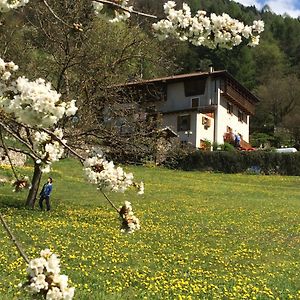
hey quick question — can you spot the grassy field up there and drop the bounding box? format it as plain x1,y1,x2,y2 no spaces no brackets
0,159,300,299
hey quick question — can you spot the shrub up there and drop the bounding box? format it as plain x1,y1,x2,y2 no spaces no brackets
220,142,236,152
164,150,300,175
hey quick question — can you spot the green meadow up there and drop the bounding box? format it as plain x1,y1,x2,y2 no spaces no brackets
0,159,300,299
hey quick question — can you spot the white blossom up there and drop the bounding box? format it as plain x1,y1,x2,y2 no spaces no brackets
94,0,132,23
0,58,74,173
46,287,63,300
24,249,75,300
137,181,144,195
0,57,77,129
1,71,11,81
41,248,52,258
27,257,47,277
152,1,264,49
92,1,104,15
62,287,75,300
252,20,264,33
248,35,260,47
0,0,29,12
83,152,134,193
163,1,176,14
32,129,66,172
45,254,60,275
52,274,69,291
119,201,141,233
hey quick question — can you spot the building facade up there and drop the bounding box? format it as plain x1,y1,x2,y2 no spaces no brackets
120,70,259,149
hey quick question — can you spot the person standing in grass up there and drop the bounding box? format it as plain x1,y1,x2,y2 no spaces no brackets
39,177,53,211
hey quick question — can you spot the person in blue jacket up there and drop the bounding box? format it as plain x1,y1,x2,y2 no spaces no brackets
234,133,241,148
39,177,53,211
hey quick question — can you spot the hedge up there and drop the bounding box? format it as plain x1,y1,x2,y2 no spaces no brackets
164,150,300,176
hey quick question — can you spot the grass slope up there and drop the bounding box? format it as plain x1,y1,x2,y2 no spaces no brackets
0,159,300,299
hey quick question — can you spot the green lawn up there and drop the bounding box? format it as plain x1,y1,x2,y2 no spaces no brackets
0,159,300,299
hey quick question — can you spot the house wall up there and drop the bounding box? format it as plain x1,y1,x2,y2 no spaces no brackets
158,79,217,112
215,95,250,144
157,76,251,147
196,113,215,148
162,112,197,145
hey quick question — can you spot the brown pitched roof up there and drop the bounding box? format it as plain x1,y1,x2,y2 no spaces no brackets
119,70,260,103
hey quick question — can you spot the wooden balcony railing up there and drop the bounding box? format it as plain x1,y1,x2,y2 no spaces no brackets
221,81,256,115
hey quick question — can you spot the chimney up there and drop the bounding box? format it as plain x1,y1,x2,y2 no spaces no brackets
209,64,214,73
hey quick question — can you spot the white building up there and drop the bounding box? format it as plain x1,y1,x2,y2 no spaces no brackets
120,69,259,149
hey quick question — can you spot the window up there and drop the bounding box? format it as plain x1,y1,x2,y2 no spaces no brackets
184,78,206,96
238,110,243,122
238,110,247,123
191,97,199,108
202,116,211,129
177,115,191,131
227,102,233,114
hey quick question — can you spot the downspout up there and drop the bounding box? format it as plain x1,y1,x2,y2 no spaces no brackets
208,66,215,146
214,78,221,145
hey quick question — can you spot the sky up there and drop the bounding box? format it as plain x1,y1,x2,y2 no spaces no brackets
232,0,300,18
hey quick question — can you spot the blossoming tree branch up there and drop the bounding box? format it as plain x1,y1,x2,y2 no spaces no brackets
0,57,143,219
0,0,264,299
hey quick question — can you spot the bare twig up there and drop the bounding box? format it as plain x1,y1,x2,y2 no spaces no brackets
100,190,119,213
42,0,73,28
41,0,158,34
0,213,30,264
93,0,158,19
0,121,39,161
0,145,34,158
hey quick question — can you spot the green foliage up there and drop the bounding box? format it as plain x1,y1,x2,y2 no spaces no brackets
220,142,236,152
212,142,236,152
1,159,300,299
250,132,274,148
165,150,300,175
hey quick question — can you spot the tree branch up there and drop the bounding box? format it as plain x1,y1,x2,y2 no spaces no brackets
93,0,158,19
42,0,73,28
0,213,30,264
41,128,85,162
100,190,119,213
0,145,36,160
0,122,40,161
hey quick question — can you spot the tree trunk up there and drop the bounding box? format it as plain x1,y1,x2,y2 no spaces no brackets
25,163,42,208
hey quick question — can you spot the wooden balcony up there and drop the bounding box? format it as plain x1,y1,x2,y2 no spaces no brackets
221,80,256,115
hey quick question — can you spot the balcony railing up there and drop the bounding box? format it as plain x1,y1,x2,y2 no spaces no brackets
221,81,255,115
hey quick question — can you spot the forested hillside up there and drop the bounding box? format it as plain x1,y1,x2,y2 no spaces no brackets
1,0,300,148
